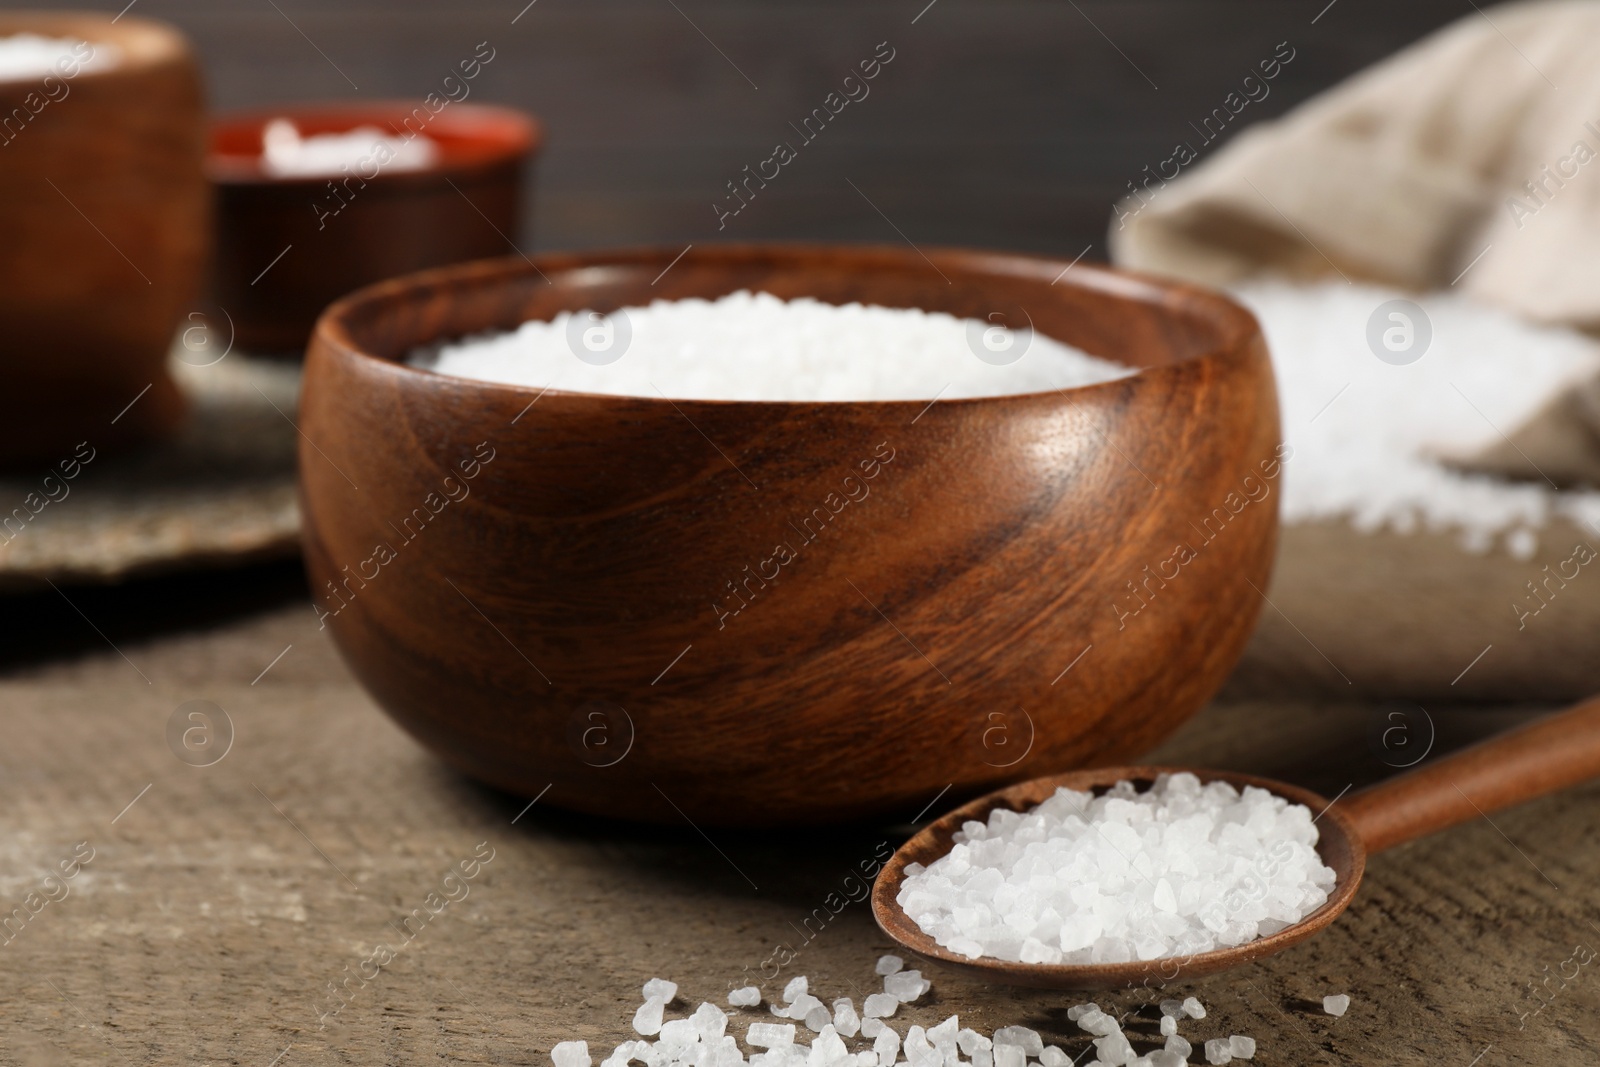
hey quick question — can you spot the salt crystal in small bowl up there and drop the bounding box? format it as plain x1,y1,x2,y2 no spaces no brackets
298,244,1279,825
208,100,540,353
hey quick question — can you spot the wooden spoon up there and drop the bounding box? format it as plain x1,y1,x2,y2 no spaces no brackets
872,695,1600,989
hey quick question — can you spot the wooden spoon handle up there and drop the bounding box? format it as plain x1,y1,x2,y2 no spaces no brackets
1342,695,1600,854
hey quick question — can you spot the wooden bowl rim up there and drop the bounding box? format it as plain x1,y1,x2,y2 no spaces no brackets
870,764,1366,989
206,100,541,184
0,11,192,86
309,242,1267,411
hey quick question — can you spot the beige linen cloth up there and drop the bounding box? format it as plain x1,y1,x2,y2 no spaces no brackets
1111,1,1600,700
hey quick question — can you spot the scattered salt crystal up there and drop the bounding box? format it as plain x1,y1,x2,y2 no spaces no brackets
832,998,861,1038
1323,994,1351,1017
883,970,930,1003
1181,997,1206,1020
811,1024,849,1066
1165,1035,1192,1058
1148,1052,1185,1067
1204,1037,1234,1064
748,1023,796,1049
1159,1015,1177,1037
1158,999,1185,1018
1228,1035,1256,1059
873,1026,901,1067
643,978,679,1002
660,1018,698,1045
1093,1031,1134,1066
633,997,666,1036
552,1040,591,1067
991,1027,1043,1056
905,1026,941,1067
993,1045,1025,1067
413,291,1135,403
804,1006,832,1032
897,775,1335,963
1066,1003,1100,1022
729,987,762,1008
957,1029,993,1056
1076,1010,1118,1038
1040,1046,1069,1067
875,955,904,976
860,1018,885,1039
783,977,809,1003
692,1003,729,1041
862,993,899,1018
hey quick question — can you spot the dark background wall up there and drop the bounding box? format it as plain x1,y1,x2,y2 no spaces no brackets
12,0,1468,259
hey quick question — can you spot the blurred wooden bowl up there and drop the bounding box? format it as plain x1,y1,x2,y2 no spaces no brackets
208,101,539,354
299,244,1280,826
0,12,206,465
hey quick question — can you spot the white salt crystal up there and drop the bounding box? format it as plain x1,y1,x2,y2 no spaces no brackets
413,291,1135,403
832,998,860,1038
957,1030,993,1055
1093,1032,1134,1066
1148,1052,1185,1067
1165,1035,1191,1058
660,1018,699,1045
804,1006,832,1033
1181,997,1206,1020
897,775,1335,964
993,1045,1025,1067
552,1040,591,1067
644,978,679,1002
862,993,899,1018
1066,1003,1100,1022
633,997,666,1036
860,1018,885,1039
1159,1015,1177,1037
1228,1035,1255,1059
875,955,905,976
730,987,762,1008
783,977,809,1003
810,1024,848,1067
260,119,438,178
1040,1046,1069,1067
991,1027,1043,1056
883,970,930,1003
1076,1010,1118,1037
693,1003,729,1040
749,1023,797,1049
1204,1038,1233,1064
873,1027,901,1067
1323,994,1350,1017
1158,999,1185,1018
1234,280,1600,555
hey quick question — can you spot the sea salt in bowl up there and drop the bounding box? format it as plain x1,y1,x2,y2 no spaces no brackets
298,244,1279,825
207,101,540,352
0,13,206,464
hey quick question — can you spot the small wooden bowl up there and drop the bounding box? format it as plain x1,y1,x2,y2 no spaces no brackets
0,12,206,465
299,244,1280,826
208,101,540,353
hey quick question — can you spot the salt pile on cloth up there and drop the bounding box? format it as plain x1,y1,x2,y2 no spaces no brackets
259,118,438,177
411,290,1136,401
0,33,116,80
1236,280,1600,557
896,773,1335,964
550,960,1268,1067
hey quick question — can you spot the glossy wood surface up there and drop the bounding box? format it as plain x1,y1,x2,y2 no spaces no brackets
0,12,206,464
298,244,1280,825
208,101,539,352
873,695,1600,988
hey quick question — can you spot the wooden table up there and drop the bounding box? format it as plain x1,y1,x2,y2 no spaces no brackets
1,578,1594,1066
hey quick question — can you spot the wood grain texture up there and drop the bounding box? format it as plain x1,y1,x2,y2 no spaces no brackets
297,244,1280,825
208,101,539,351
0,12,207,464
0,597,1593,1066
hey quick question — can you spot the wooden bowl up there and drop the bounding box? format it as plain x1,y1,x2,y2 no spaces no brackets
299,244,1280,826
0,12,206,465
208,101,540,353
